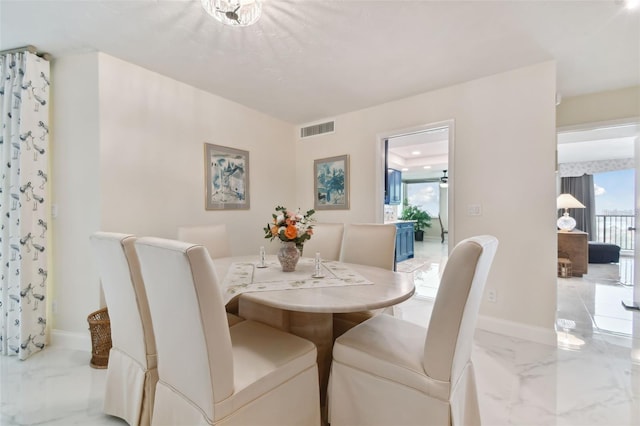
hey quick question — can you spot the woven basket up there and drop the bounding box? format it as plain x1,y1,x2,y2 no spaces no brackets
87,307,112,369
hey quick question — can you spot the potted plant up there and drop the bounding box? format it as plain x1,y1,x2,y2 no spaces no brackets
400,201,432,241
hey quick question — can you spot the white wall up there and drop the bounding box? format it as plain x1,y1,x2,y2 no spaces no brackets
296,62,559,343
557,85,640,128
51,54,558,343
97,54,295,253
51,53,295,336
51,53,101,335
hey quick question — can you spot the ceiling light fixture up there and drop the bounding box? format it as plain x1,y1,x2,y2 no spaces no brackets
617,0,639,10
411,151,421,155
423,165,431,169
201,0,262,27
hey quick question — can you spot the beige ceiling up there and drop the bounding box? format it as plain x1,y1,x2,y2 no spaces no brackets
387,128,449,180
1,1,638,125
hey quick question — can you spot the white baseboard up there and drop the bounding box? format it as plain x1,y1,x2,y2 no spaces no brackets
52,318,557,350
51,329,91,352
476,314,557,346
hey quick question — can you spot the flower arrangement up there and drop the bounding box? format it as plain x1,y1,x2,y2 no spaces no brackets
263,205,315,250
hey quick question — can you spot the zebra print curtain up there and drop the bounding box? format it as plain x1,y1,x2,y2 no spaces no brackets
0,51,50,360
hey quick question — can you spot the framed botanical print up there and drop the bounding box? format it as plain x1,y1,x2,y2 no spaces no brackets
314,154,350,210
204,143,250,210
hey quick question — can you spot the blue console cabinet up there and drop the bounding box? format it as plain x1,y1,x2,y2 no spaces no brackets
394,222,415,263
385,169,402,205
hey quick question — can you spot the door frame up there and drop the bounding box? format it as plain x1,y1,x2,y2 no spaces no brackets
375,119,455,250
557,118,639,342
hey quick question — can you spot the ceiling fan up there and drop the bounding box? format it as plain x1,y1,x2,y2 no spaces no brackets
217,4,242,24
201,0,263,27
440,170,449,188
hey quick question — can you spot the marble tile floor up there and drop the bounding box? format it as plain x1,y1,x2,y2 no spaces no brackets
2,246,640,425
396,242,640,425
403,239,448,299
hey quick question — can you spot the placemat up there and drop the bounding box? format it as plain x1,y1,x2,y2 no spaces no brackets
222,258,372,304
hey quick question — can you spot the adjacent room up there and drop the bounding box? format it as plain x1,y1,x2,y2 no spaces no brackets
1,1,639,425
556,123,638,340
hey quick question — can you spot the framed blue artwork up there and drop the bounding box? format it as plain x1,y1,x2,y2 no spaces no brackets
314,154,350,210
204,143,250,210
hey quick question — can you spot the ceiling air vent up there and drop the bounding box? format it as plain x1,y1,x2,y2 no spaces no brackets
300,120,335,139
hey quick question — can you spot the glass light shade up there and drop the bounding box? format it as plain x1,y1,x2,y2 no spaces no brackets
201,0,262,27
557,212,577,231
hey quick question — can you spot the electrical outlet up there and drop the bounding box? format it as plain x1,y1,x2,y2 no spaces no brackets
487,289,497,303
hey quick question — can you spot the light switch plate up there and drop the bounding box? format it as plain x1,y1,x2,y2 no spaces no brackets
467,204,482,216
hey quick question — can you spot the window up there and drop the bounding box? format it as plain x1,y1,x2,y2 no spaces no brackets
593,168,635,250
405,181,440,218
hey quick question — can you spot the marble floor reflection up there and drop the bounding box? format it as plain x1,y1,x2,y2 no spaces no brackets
396,241,640,425
2,247,640,425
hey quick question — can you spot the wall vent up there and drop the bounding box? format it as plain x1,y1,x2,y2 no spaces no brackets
300,120,335,139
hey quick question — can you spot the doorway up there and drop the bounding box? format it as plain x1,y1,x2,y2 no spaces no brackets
377,121,454,298
556,121,638,338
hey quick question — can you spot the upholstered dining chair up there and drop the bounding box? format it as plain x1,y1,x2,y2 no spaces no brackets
333,223,397,338
339,223,396,270
177,224,242,319
301,222,344,261
439,213,449,243
177,224,231,259
134,237,321,426
89,232,158,426
328,235,498,426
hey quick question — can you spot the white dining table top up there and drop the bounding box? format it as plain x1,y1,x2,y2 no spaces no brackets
213,255,415,314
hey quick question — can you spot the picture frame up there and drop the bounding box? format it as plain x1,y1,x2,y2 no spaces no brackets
314,154,350,210
204,143,250,210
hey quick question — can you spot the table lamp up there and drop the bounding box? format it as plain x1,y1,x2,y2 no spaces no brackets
557,193,585,231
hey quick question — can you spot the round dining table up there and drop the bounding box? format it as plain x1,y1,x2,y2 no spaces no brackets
213,255,415,412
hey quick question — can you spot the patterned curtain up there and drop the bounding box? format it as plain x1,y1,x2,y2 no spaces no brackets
0,52,50,360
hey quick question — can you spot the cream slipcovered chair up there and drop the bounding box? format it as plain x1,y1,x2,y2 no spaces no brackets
333,223,397,338
301,222,344,261
328,235,498,426
177,224,231,259
177,224,241,323
134,237,321,426
89,232,158,426
439,213,449,243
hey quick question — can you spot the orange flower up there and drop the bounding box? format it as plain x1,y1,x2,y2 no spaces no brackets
284,224,298,240
271,225,279,236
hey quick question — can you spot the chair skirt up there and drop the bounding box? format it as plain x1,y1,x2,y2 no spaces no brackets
104,348,158,426
151,366,319,425
329,360,480,426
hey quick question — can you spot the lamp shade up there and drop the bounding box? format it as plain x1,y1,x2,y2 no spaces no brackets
556,193,585,231
557,194,585,210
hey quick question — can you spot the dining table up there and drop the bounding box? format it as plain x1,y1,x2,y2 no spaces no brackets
213,255,416,412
